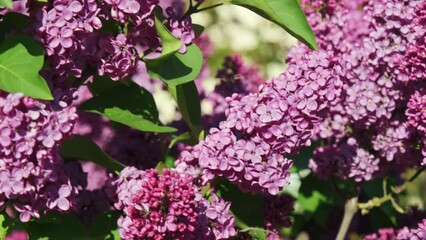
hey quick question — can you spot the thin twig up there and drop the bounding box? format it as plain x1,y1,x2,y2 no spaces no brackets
336,196,358,240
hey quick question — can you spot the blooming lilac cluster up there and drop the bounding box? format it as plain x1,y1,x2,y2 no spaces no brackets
97,34,139,80
177,49,345,195
34,0,102,78
0,91,78,221
31,0,195,80
114,167,235,240
400,1,425,80
303,0,426,181
364,219,426,240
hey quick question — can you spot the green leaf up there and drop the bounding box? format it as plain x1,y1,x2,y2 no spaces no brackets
298,174,343,220
0,0,12,8
192,24,205,38
0,214,10,239
61,135,126,173
28,214,89,240
227,0,318,50
0,13,29,42
87,75,124,96
80,81,177,133
155,161,166,174
0,35,53,100
168,81,202,138
164,155,176,168
216,180,264,227
168,132,199,150
89,212,120,240
152,14,182,60
146,44,203,85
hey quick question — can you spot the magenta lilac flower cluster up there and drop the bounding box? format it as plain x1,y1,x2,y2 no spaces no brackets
305,0,426,182
0,91,78,221
114,167,235,240
176,49,345,195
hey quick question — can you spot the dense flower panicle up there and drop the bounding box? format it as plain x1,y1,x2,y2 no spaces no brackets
34,0,102,78
406,91,426,134
177,128,292,195
363,0,423,83
344,80,397,126
33,0,195,80
224,50,344,154
263,194,294,240
97,34,139,80
309,138,379,182
114,167,235,240
400,1,425,80
177,50,345,195
0,92,78,221
303,0,426,182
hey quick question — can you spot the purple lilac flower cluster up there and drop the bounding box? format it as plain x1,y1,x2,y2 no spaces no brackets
0,91,78,222
34,0,102,78
305,0,426,182
364,218,426,239
400,1,425,81
176,49,345,195
31,0,195,80
114,167,235,240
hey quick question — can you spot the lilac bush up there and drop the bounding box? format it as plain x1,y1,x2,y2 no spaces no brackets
0,0,425,239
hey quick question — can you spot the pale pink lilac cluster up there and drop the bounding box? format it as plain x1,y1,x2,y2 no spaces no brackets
114,167,235,240
305,0,426,182
176,49,345,195
0,91,78,222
